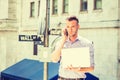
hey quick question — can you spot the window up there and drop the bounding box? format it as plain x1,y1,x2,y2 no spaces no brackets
38,0,40,16
80,0,88,11
30,2,35,17
63,0,69,13
52,0,58,15
94,0,102,10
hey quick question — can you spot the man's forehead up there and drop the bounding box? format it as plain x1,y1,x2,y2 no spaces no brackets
66,20,78,25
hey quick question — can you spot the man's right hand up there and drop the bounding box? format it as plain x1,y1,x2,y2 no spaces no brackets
61,28,68,42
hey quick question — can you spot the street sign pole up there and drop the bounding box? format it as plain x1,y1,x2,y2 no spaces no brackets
44,0,50,80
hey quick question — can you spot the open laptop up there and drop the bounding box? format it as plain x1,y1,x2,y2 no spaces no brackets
61,47,90,68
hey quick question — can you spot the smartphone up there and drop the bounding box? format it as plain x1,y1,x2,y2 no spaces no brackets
65,29,68,36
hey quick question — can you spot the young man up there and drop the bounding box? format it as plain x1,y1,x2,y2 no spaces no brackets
51,16,94,80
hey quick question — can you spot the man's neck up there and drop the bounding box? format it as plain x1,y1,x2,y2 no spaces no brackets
69,35,78,42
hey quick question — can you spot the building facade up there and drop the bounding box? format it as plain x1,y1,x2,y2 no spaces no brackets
0,0,120,80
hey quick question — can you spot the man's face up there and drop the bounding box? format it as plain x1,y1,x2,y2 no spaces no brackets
66,20,79,37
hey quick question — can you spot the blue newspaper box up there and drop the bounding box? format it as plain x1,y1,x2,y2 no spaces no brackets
1,59,59,80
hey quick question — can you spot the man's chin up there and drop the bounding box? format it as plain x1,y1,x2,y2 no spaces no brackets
69,34,76,37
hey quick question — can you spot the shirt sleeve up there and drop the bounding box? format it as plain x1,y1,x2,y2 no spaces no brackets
89,42,95,67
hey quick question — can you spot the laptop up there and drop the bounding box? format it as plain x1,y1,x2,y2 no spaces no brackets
61,47,90,68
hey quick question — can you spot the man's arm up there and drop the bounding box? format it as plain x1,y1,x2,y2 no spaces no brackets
51,39,65,62
79,67,94,72
51,28,68,62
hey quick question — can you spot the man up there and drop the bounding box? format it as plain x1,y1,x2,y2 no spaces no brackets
51,16,94,80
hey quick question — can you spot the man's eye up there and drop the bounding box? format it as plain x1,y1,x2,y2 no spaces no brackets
72,26,75,28
67,26,69,28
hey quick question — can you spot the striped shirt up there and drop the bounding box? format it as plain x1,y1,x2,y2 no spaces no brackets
58,36,94,78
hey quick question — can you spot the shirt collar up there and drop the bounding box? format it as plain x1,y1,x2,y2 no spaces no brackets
66,35,80,42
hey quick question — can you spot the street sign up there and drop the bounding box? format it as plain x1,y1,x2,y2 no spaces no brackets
19,35,43,55
19,35,41,41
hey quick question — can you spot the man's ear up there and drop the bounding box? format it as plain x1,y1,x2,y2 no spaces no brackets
78,24,80,29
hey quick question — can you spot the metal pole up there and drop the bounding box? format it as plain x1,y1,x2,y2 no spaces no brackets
44,0,50,80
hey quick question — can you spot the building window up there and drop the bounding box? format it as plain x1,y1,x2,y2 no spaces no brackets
94,0,102,10
30,2,35,17
52,0,58,15
80,0,88,11
63,0,69,13
38,0,40,16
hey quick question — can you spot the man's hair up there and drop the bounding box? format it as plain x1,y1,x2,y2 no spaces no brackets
66,16,79,23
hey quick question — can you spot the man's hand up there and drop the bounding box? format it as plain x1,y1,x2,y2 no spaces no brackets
65,65,94,73
61,28,68,42
65,65,81,72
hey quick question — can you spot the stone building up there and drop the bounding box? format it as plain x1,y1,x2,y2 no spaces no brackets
0,0,120,80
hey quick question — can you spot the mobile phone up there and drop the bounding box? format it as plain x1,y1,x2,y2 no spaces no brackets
65,29,68,36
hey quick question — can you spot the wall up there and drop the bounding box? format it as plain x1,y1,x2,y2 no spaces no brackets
0,31,40,71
